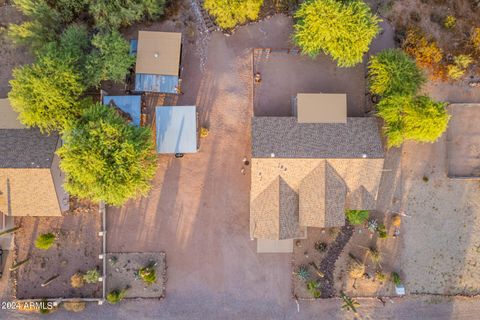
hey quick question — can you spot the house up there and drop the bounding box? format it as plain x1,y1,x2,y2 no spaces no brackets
0,99,69,223
250,94,384,251
133,31,182,94
155,106,198,154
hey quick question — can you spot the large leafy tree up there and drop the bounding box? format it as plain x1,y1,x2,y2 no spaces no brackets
376,95,450,148
57,103,157,206
89,0,166,30
368,49,425,96
293,0,381,67
8,50,85,133
85,31,135,87
204,0,264,29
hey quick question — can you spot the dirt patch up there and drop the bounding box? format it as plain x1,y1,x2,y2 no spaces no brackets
447,104,480,177
13,200,102,299
253,49,367,117
106,252,166,299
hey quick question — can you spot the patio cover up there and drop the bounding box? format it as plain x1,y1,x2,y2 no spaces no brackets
297,93,347,123
136,31,181,76
155,106,197,154
103,95,142,126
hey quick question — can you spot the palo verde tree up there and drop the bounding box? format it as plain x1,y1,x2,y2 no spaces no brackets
376,95,450,148
85,30,135,87
204,0,264,29
57,102,157,206
293,0,381,67
89,0,166,30
368,49,426,96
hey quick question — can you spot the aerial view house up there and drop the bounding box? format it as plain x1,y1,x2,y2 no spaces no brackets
250,94,385,251
132,31,182,94
0,99,69,224
155,106,198,155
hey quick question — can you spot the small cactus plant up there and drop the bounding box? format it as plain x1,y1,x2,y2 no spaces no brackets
295,264,310,281
367,218,378,232
314,241,327,253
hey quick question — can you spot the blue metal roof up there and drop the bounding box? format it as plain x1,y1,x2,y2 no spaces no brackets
130,39,138,56
156,106,197,154
103,95,142,126
135,74,178,93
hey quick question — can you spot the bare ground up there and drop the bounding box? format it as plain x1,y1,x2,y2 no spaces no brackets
14,201,102,299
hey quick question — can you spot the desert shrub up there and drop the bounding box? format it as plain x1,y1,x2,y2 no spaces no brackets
391,272,402,286
368,49,425,96
58,102,157,205
70,272,85,288
62,301,86,312
8,49,86,133
89,0,166,30
106,288,127,304
84,30,135,87
376,95,450,148
348,259,365,279
346,210,369,225
314,241,327,253
306,280,321,298
376,224,387,238
139,265,157,284
295,265,310,281
403,28,443,71
39,300,52,314
341,292,360,313
83,269,100,283
447,54,473,80
375,271,387,282
443,15,456,29
391,214,402,227
204,0,264,29
35,233,55,250
472,27,480,53
293,0,381,67
367,247,382,265
200,127,209,138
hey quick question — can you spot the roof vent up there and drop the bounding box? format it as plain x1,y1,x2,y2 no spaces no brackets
270,153,275,158
362,154,367,158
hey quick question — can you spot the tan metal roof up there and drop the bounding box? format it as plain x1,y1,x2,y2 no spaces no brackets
0,99,25,129
0,169,62,216
297,93,347,123
135,31,181,76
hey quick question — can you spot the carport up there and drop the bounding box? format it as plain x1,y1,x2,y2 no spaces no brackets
155,106,198,154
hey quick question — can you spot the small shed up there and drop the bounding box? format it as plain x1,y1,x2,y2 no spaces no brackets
155,106,197,154
103,95,142,126
134,31,182,93
296,93,347,124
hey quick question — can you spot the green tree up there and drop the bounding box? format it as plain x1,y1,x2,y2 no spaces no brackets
35,233,56,250
58,103,157,206
85,31,135,87
8,0,87,51
204,0,264,29
368,49,425,96
89,0,166,30
8,52,85,133
293,0,381,67
376,95,450,148
346,210,369,225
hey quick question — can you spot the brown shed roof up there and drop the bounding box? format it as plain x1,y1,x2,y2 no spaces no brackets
135,31,181,76
297,93,347,124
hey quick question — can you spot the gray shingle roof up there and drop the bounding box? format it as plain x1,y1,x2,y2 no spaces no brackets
252,117,384,159
0,129,59,168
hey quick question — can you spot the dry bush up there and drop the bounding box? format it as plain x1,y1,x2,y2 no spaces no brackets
471,27,480,53
348,259,366,279
62,301,86,312
392,214,402,227
403,28,445,79
70,272,85,288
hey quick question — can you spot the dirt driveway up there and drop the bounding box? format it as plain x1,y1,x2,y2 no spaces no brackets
107,15,296,312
